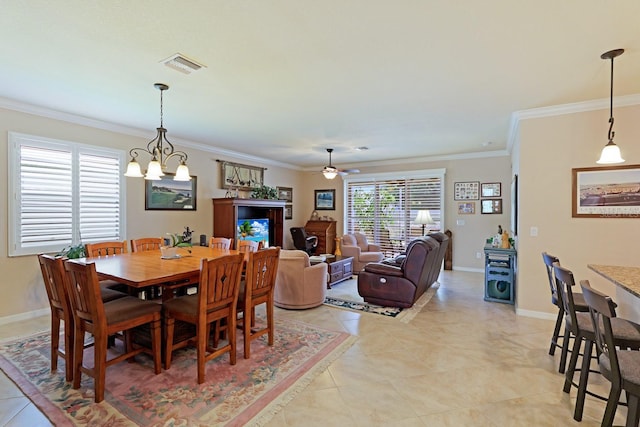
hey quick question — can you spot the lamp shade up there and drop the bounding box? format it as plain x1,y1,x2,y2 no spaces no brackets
323,168,338,179
414,210,434,225
597,142,625,164
173,162,192,181
124,159,143,177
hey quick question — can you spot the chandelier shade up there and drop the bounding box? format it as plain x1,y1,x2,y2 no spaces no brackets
124,83,191,181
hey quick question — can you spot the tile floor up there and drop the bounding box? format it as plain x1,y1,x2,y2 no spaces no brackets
0,271,628,426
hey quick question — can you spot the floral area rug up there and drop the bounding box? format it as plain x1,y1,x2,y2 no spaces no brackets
0,318,355,426
324,277,439,323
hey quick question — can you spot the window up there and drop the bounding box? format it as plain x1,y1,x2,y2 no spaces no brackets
344,169,445,256
8,133,125,256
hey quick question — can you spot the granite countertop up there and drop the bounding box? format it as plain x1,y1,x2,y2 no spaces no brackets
588,264,640,298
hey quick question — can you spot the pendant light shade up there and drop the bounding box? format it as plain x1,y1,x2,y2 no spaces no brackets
596,49,625,164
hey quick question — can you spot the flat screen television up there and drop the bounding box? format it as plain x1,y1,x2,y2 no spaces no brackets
237,218,269,246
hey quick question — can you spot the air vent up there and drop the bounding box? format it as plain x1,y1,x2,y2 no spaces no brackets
161,53,206,75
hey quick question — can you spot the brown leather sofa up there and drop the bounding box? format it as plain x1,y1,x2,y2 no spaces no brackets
357,235,446,308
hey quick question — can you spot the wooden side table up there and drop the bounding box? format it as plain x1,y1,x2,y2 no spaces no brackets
311,255,354,288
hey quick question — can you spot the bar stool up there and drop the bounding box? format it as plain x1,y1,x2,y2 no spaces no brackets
541,252,589,373
554,264,640,421
581,280,640,427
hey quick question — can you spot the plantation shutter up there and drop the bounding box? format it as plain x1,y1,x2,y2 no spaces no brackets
345,173,443,256
9,133,124,256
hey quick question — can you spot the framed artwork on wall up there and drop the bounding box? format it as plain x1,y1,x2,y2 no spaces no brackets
454,181,479,200
285,204,293,220
314,189,335,210
481,182,501,197
277,186,293,202
572,164,640,218
145,174,197,211
457,202,475,214
220,161,264,191
481,199,502,214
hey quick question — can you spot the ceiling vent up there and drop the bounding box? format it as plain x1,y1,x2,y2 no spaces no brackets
161,53,206,75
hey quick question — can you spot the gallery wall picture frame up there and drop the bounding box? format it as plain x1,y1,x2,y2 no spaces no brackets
285,204,293,220
219,160,264,191
572,164,640,218
277,186,293,202
145,174,197,211
454,181,479,200
481,182,501,198
481,199,502,214
314,189,335,210
457,202,475,214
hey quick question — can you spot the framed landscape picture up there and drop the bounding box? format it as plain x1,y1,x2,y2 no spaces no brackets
572,164,640,218
145,174,197,210
277,186,293,202
314,189,335,210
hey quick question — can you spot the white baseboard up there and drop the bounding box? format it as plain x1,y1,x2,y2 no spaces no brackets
0,308,49,326
451,266,484,273
515,308,556,321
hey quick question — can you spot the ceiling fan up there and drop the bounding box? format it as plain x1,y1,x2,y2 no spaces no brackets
322,148,360,179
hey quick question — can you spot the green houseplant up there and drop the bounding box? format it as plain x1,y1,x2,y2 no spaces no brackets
56,244,86,259
251,185,278,200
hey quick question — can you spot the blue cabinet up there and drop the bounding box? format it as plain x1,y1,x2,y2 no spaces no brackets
484,245,516,304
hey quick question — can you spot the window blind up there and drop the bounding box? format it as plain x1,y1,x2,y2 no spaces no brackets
345,174,443,256
9,133,124,256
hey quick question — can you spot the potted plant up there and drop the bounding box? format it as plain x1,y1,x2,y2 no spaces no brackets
251,185,278,200
162,232,192,258
56,244,86,259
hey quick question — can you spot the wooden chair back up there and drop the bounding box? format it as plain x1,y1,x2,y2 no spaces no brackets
238,240,259,253
209,237,233,250
542,252,561,306
85,240,128,257
131,237,163,253
38,254,74,381
239,247,280,358
63,259,161,402
163,253,245,383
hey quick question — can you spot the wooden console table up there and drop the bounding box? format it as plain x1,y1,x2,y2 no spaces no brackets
311,255,353,288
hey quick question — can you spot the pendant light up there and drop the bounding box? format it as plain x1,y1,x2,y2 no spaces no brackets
124,83,191,180
596,49,625,164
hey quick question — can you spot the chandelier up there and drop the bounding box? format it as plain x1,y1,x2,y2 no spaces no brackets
124,83,191,181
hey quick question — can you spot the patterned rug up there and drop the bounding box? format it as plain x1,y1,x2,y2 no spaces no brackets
324,277,439,323
0,318,355,426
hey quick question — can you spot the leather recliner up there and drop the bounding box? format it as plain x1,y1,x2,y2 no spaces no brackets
357,236,441,308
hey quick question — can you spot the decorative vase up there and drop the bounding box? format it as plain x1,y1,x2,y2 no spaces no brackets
160,246,178,258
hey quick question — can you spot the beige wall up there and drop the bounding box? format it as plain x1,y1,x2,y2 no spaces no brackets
517,104,640,321
0,107,299,320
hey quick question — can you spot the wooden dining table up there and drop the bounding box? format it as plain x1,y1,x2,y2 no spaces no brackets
79,246,241,301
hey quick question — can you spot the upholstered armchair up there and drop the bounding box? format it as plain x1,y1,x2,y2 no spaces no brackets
358,236,440,308
340,232,384,273
274,250,328,309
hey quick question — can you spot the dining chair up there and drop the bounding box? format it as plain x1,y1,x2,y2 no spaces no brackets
38,254,127,382
63,259,162,403
238,247,280,359
163,253,245,384
554,263,640,421
130,237,163,252
85,240,128,256
541,252,589,373
238,240,259,253
581,280,640,427
209,237,233,250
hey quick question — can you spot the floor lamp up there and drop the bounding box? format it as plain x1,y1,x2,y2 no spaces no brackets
415,210,434,235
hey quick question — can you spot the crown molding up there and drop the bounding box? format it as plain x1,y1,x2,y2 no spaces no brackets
507,93,640,153
0,96,300,171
